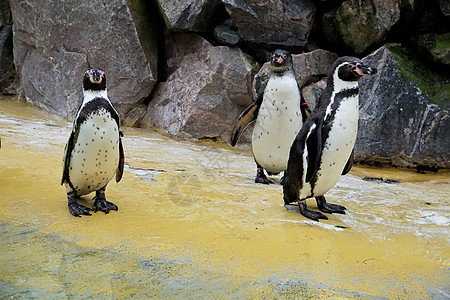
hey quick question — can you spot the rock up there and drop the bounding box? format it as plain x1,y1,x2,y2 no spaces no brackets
357,46,450,169
292,49,338,88
9,0,158,118
301,78,326,111
157,0,223,32
222,0,316,50
438,0,450,16
0,0,15,94
322,0,401,54
253,49,337,102
214,19,240,46
138,33,259,140
416,33,450,65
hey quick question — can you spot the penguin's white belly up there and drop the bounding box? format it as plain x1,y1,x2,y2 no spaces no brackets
68,110,120,195
308,96,359,197
252,74,302,173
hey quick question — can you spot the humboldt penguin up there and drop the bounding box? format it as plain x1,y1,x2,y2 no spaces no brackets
61,68,124,217
283,56,377,221
230,49,309,184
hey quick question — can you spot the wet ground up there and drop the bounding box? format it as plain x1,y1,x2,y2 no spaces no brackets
0,96,449,299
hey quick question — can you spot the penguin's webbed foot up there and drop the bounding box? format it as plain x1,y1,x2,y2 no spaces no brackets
255,174,274,184
68,202,92,217
316,196,346,214
299,202,328,222
93,197,118,214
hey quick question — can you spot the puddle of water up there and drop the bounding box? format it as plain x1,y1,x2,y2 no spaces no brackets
0,97,449,298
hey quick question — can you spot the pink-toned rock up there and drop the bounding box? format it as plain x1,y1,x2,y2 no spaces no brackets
139,33,259,140
9,0,158,118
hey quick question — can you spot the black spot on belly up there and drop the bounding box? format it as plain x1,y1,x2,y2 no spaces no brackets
101,137,103,139
88,185,91,189
290,119,292,122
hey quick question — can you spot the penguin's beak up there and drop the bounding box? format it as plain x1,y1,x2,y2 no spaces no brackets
354,63,377,76
89,69,103,84
274,56,285,64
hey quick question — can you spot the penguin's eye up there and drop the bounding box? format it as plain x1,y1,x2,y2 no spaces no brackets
347,64,353,69
282,54,287,59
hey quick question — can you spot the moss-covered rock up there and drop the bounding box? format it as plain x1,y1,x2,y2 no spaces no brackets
357,45,450,170
416,33,450,65
322,0,401,54
388,44,450,110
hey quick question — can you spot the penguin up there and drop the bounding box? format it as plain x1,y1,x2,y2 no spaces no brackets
61,68,124,217
283,56,377,221
230,49,310,184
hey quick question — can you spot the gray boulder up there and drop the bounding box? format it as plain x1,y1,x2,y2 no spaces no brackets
438,0,450,16
222,0,316,49
322,0,401,54
137,33,260,140
214,19,240,46
0,0,15,94
157,0,222,32
301,78,326,111
357,46,450,169
10,0,158,118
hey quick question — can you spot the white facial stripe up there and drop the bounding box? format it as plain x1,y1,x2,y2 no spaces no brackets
325,62,359,119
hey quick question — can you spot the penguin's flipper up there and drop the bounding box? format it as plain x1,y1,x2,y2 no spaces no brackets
300,98,312,122
61,131,75,185
341,148,354,175
305,119,323,183
116,131,125,182
230,94,263,146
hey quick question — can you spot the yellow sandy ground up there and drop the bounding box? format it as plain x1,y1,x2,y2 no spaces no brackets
0,97,448,298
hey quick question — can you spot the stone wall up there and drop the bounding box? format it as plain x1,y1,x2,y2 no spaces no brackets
2,0,449,169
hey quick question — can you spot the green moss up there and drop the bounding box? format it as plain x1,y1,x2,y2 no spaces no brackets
432,34,450,53
388,45,450,108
